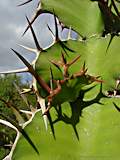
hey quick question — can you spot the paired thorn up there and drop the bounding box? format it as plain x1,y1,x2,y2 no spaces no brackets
50,53,80,78
72,68,87,78
43,56,89,115
23,7,74,54
48,12,75,54
23,1,42,35
53,11,59,42
74,61,87,77
11,49,51,93
111,0,120,17
59,41,75,54
43,80,62,115
68,55,81,66
47,12,59,42
49,60,62,73
89,76,104,83
93,0,120,52
61,53,81,77
25,16,43,52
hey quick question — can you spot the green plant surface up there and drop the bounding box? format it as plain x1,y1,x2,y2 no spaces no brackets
41,0,103,36
34,0,119,91
13,85,120,159
36,36,120,92
4,0,120,159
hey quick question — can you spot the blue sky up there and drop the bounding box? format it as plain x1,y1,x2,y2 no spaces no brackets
0,0,78,82
0,0,54,72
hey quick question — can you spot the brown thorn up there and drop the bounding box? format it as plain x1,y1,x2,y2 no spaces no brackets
61,52,67,64
47,80,61,102
44,80,62,114
72,68,87,78
67,55,81,67
11,49,51,93
90,76,104,83
49,60,60,67
49,60,62,73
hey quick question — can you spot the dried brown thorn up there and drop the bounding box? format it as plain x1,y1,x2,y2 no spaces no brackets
48,80,61,99
67,55,80,67
89,76,104,83
72,68,87,78
43,80,62,115
11,49,51,93
50,53,82,79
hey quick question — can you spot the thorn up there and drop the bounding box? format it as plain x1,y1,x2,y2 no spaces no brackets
111,0,120,17
99,82,103,93
115,79,120,90
60,42,69,56
47,111,56,139
50,66,54,80
0,112,39,154
68,55,80,66
73,68,87,78
67,26,72,40
82,61,86,70
113,102,120,112
17,0,33,7
106,34,115,52
47,24,55,38
17,44,37,53
11,48,34,74
50,67,54,90
42,105,51,116
90,76,104,83
46,80,61,113
25,16,43,51
59,41,75,53
61,52,67,64
21,88,32,94
11,48,51,93
49,60,62,72
13,82,30,107
23,1,42,35
53,11,59,41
